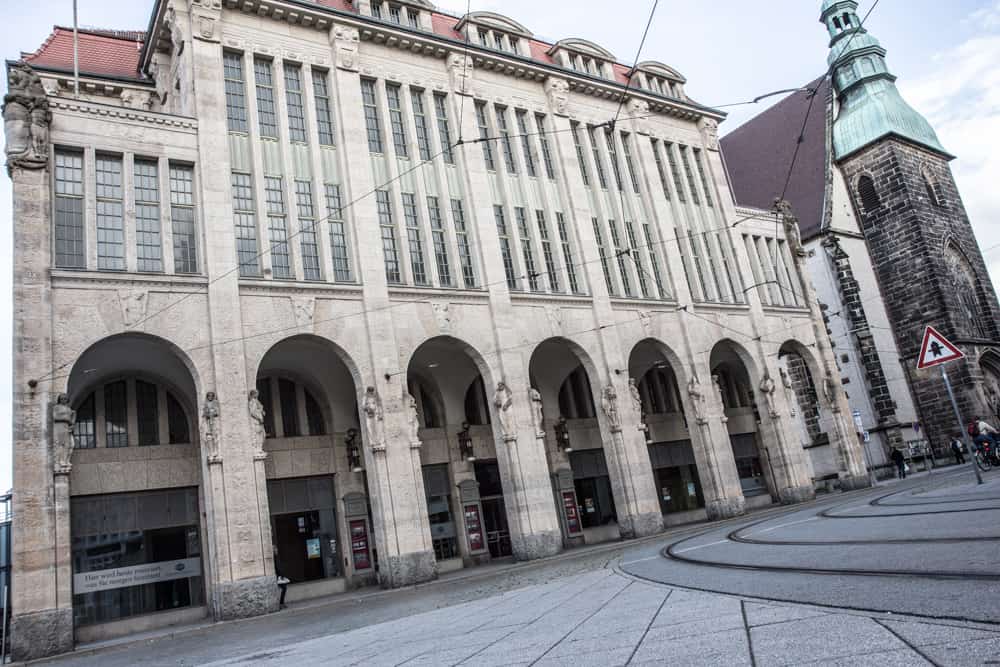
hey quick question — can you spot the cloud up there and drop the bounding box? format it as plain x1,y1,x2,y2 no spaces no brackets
899,9,1000,291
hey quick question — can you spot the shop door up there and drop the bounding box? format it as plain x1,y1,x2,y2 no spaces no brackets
474,461,512,558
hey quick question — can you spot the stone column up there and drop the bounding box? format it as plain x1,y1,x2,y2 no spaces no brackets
754,369,816,504
185,3,278,620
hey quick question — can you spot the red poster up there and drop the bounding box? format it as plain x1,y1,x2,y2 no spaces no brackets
349,519,371,570
562,492,582,535
464,504,485,552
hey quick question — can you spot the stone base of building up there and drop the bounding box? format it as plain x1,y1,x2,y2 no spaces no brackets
838,473,872,491
216,575,280,620
618,511,664,539
379,549,438,588
512,530,562,561
778,484,815,505
705,496,746,521
10,607,74,662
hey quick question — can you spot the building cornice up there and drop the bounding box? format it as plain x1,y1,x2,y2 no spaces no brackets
49,98,198,130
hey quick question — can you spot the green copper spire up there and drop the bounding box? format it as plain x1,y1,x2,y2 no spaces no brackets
820,0,949,160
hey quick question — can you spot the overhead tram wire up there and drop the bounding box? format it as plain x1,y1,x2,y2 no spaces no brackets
610,0,661,126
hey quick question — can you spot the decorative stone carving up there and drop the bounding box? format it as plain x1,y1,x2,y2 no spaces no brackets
447,53,473,96
779,367,797,417
701,119,720,150
332,24,360,72
629,378,648,436
545,306,562,334
529,387,544,438
544,77,569,116
601,383,622,432
774,198,807,258
407,393,421,445
248,389,266,457
202,391,221,463
687,374,707,425
823,374,841,413
119,289,148,328
52,393,75,474
432,301,451,332
712,374,729,424
759,374,779,419
291,296,315,329
3,63,50,172
638,310,652,334
627,98,651,134
190,0,223,42
120,89,151,110
493,381,515,441
363,386,386,452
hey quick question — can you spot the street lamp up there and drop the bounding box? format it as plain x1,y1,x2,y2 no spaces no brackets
555,417,573,453
458,422,476,462
346,428,363,472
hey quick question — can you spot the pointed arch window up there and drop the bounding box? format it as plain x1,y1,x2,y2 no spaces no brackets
857,175,881,214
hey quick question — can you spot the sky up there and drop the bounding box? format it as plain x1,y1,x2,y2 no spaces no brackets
1,0,999,490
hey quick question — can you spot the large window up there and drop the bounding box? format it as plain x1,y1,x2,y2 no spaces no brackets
475,101,495,170
284,63,307,143
495,205,519,290
451,199,476,288
536,211,559,292
257,377,326,438
312,69,335,146
536,114,556,180
295,181,322,281
169,164,198,274
411,88,432,161
264,177,292,279
571,122,590,187
136,380,159,446
96,154,125,271
402,192,427,285
326,184,352,282
427,196,453,287
515,110,537,177
592,218,616,295
278,378,300,437
385,83,409,158
361,79,384,153
232,172,260,276
73,379,192,449
433,93,454,164
253,57,278,138
494,105,517,174
376,190,402,284
556,213,581,294
54,149,85,268
133,159,162,273
515,207,539,291
104,380,128,448
223,51,248,132
74,394,96,449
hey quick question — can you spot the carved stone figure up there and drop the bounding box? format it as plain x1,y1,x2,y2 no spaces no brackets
202,391,221,461
529,387,544,437
779,367,797,417
248,389,266,454
432,301,451,332
407,393,421,444
713,374,730,423
687,374,707,425
774,198,807,258
52,393,76,473
545,77,569,116
759,374,779,418
823,374,841,413
601,384,622,432
291,296,315,329
701,119,719,150
447,53,473,95
332,24,360,72
363,386,386,452
628,378,642,415
494,382,515,440
3,63,50,171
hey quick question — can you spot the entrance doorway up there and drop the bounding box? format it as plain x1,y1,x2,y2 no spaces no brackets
569,449,618,528
474,461,512,558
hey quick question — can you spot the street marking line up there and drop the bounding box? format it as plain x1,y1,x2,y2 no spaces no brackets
674,539,729,554
621,555,661,566
749,517,819,536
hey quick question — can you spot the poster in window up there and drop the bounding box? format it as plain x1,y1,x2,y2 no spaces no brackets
561,492,582,535
306,537,321,560
463,504,485,551
349,519,371,570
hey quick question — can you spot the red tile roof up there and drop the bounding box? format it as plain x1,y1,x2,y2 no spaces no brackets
721,77,830,240
22,26,145,81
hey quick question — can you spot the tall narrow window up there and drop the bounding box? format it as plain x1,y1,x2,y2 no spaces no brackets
284,63,307,143
515,207,539,291
571,122,590,186
134,159,162,272
621,133,641,194
644,224,667,299
478,29,489,46
169,163,197,273
96,154,125,271
402,193,428,285
407,8,420,28
694,149,714,207
433,93,455,164
665,143,686,202
557,213,580,294
254,57,278,138
592,218,616,295
515,110,537,177
495,105,517,174
361,78,384,153
427,196,453,287
451,199,476,288
265,177,292,279
411,89,432,161
509,37,520,54
651,139,672,201
536,114,556,180
136,380,159,446
74,394,96,449
312,69,335,146
388,3,402,24
494,205,519,290
493,32,505,51
857,175,880,213
326,184,352,282
605,129,624,191
607,219,633,296
54,149,85,268
278,379,300,437
296,180,322,281
167,392,190,444
536,210,560,292
372,2,383,19
223,51,248,132
376,190,402,284
475,101,495,170
718,233,740,303
385,83,409,158
587,126,608,189
104,380,128,448
624,220,650,298
232,172,260,276
679,146,701,205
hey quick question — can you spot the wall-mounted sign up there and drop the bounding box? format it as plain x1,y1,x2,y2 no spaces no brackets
464,504,485,552
306,538,321,560
561,492,581,535
73,557,201,595
350,519,371,570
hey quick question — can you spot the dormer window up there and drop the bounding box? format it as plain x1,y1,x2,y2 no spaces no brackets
388,4,402,24
370,1,423,29
478,28,489,46
459,12,533,57
407,8,419,28
632,62,687,101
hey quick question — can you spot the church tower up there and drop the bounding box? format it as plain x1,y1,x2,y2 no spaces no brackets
821,0,1000,451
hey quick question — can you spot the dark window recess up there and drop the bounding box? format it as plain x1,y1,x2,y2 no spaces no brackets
420,387,441,428
104,380,128,448
474,460,505,497
464,376,491,426
305,389,326,436
256,378,276,438
278,378,300,437
74,394,97,449
136,380,159,446
857,175,881,213
166,392,190,444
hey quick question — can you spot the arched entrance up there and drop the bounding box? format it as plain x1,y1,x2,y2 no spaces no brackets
406,336,505,566
64,333,206,640
255,335,369,598
628,339,707,523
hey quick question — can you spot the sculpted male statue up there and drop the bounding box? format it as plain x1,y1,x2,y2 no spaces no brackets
363,386,386,451
529,387,544,437
3,63,50,171
494,382,515,440
52,393,76,473
248,389,266,454
202,391,221,461
687,375,707,425
601,383,622,431
407,393,421,444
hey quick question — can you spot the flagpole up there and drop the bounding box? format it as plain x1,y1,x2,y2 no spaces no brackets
72,0,80,99
941,365,983,485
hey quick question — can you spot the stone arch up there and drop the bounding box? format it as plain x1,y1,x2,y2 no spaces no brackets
632,61,686,83
626,337,688,417
460,11,533,37
549,38,616,61
943,241,991,340
777,340,824,448
405,335,497,428
856,173,881,213
921,164,945,207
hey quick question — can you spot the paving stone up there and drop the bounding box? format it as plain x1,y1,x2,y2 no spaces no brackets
804,648,930,666
751,614,906,666
630,627,752,666
534,645,635,667
879,619,1000,647
743,601,831,627
546,629,647,656
643,612,746,642
921,636,1000,665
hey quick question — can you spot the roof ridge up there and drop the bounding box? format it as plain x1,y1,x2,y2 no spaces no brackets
724,75,827,138
21,26,60,62
52,25,146,42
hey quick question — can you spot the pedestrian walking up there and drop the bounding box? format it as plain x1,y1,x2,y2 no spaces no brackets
950,435,966,465
890,446,906,479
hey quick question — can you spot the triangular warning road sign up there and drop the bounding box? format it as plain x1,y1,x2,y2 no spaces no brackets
916,326,965,369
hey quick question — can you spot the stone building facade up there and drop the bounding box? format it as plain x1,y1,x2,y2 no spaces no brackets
5,0,866,659
723,0,1000,467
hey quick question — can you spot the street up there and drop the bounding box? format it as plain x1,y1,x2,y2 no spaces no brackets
29,468,1000,666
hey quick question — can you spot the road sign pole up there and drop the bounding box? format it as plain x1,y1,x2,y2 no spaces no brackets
941,365,983,485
